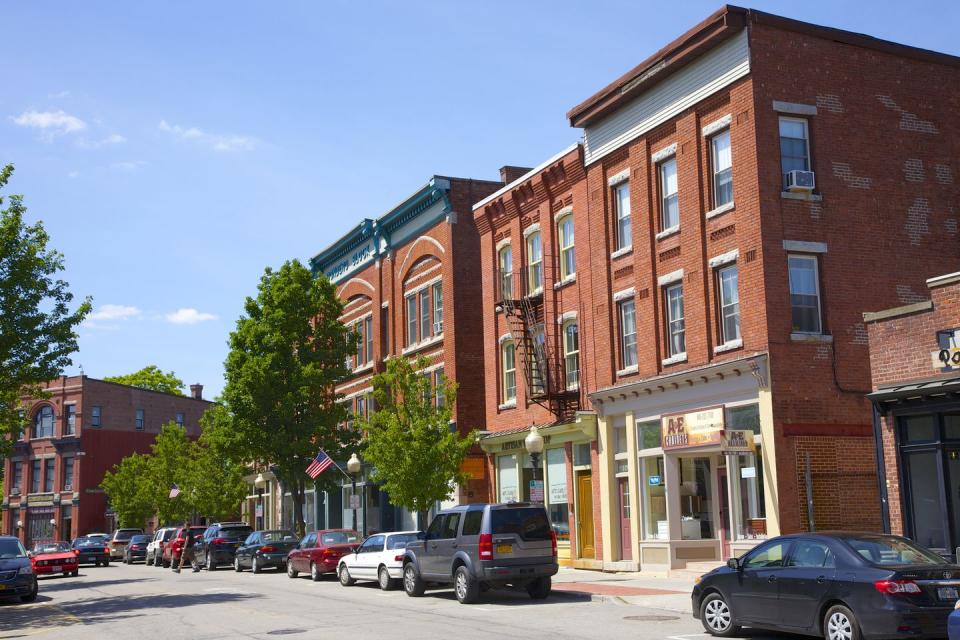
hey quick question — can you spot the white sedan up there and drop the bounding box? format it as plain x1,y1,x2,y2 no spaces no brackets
337,530,420,590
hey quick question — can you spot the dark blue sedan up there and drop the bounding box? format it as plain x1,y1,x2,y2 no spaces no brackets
0,536,38,603
948,601,960,640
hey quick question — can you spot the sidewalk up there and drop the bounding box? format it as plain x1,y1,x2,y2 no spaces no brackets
551,567,696,612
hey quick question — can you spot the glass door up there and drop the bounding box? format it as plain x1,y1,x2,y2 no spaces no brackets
903,450,947,551
946,448,960,555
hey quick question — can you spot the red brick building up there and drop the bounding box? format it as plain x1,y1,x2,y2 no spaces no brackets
2,376,210,546
866,272,960,557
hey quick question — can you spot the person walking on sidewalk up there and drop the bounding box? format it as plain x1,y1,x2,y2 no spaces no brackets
174,528,200,574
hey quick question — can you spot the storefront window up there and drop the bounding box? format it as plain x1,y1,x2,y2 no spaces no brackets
545,448,569,543
901,414,938,443
726,404,760,434
679,457,713,540
736,448,766,539
637,420,661,450
497,455,518,502
641,456,666,539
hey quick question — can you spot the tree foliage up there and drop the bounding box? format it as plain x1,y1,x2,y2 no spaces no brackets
0,164,90,473
104,365,185,396
99,453,154,528
360,355,475,520
217,260,356,536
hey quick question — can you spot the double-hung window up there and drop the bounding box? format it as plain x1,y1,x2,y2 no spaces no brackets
419,288,431,342
530,324,546,395
779,117,810,189
665,283,686,357
717,265,741,344
614,183,631,250
434,367,446,408
498,246,513,300
354,320,364,366
526,231,543,294
659,157,679,230
44,459,54,493
34,406,54,438
788,255,822,333
711,130,733,207
135,408,145,431
406,295,417,346
65,404,76,436
502,340,517,403
12,461,22,491
619,299,637,369
557,214,575,279
563,322,580,389
175,412,185,428
31,460,41,493
63,457,75,491
91,406,101,428
432,283,443,334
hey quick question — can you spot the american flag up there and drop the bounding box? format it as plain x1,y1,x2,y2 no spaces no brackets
305,450,334,479
169,483,181,499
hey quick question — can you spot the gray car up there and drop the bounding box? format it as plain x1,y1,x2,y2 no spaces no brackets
402,502,558,604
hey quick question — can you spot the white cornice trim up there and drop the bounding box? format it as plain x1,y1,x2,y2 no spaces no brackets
658,269,684,286
708,249,739,268
607,169,630,187
783,240,827,254
553,206,574,222
522,223,541,238
613,287,635,302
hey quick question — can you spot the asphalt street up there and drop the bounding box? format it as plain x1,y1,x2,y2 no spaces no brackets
0,563,792,640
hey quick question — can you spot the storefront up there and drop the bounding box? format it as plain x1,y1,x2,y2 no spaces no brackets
591,354,778,571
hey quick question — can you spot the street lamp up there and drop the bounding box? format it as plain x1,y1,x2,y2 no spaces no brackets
347,453,362,534
254,472,267,530
525,425,545,503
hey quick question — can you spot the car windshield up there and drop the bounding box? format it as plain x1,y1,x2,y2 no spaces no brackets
33,542,71,554
845,536,946,566
130,535,150,544
114,530,140,541
0,539,27,559
387,533,418,550
491,508,552,541
87,534,109,541
261,531,297,543
320,531,359,545
74,538,103,548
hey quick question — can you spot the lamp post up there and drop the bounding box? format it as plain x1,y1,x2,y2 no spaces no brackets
254,472,267,530
347,453,362,534
525,425,545,503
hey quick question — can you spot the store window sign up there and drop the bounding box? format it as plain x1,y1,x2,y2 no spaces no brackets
721,429,756,454
661,407,724,450
648,475,662,486
549,484,567,503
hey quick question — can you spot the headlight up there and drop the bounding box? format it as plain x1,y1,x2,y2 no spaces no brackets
18,565,34,575
955,599,960,611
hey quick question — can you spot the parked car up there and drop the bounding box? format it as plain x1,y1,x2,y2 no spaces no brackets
29,541,79,577
163,526,207,568
402,503,558,604
146,527,178,566
123,534,151,564
0,536,38,603
234,530,298,573
338,530,419,591
287,529,360,581
692,532,960,640
71,536,111,566
195,522,253,571
108,528,143,560
950,600,960,640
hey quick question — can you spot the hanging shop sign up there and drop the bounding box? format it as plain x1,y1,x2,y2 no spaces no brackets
721,429,756,454
661,406,724,450
933,348,960,371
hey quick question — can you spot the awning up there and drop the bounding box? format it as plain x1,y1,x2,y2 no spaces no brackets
868,375,960,404
478,412,597,453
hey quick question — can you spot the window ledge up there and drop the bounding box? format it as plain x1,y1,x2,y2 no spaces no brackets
498,401,517,411
705,201,735,220
616,365,639,377
714,339,743,354
790,332,833,343
525,288,544,299
662,352,688,366
352,363,374,375
655,225,680,241
781,191,822,202
610,246,633,260
566,384,580,392
554,274,576,290
401,333,445,355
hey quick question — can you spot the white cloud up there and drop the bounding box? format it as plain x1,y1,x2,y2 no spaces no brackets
11,109,86,137
67,171,80,179
102,133,127,145
165,308,218,325
49,90,71,99
158,119,257,152
83,304,141,330
111,160,145,171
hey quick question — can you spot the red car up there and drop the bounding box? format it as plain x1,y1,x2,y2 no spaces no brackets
163,526,206,568
287,529,360,581
30,541,79,577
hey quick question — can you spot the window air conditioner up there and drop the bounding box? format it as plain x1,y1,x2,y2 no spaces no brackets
785,170,815,192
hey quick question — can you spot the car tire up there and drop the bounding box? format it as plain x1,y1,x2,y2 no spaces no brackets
94,560,100,567
454,566,480,604
378,566,396,591
526,576,551,600
287,562,298,579
403,563,425,597
103,558,109,567
700,592,740,637
234,556,242,572
20,578,38,603
71,570,79,577
310,562,322,582
824,604,861,640
252,557,261,574
338,563,355,586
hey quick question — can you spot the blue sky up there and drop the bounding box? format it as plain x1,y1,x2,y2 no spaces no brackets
2,1,957,399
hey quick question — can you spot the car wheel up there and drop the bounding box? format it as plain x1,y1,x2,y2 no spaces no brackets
206,552,216,571
378,566,396,591
526,576,551,600
20,578,38,603
252,557,261,574
287,562,298,579
824,604,861,640
71,570,79,577
310,562,322,582
700,592,740,637
234,556,242,572
403,563,425,597
338,563,355,586
454,566,479,604
103,558,110,567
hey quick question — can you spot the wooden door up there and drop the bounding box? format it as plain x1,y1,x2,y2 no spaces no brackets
576,471,595,558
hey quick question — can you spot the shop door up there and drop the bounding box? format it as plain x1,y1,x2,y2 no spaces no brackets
576,471,595,559
903,450,949,552
718,467,731,559
946,448,960,555
27,509,54,548
617,478,632,561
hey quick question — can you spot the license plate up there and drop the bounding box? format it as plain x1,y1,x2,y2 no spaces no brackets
52,566,62,572
938,587,958,600
496,544,513,554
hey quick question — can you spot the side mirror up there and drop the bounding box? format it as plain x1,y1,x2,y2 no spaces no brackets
416,531,425,540
726,557,742,570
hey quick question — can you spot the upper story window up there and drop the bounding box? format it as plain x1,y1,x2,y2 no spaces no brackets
433,367,446,408
135,408,145,431
175,412,185,428
354,395,368,421
91,405,101,428
618,299,637,370
788,254,822,334
43,458,54,493
498,245,513,300
658,157,679,231
65,404,76,436
779,117,810,189
711,130,733,207
665,283,686,357
30,459,41,493
12,461,23,490
406,295,417,346
526,231,543,294
530,324,546,395
352,315,374,367
34,406,54,439
63,457,75,491
717,265,741,344
432,283,443,334
557,214,575,280
501,340,517,404
405,283,444,348
614,183,631,251
419,289,431,342
17,410,24,440
563,321,580,390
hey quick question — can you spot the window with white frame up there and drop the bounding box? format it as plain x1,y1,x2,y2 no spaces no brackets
527,231,543,294
34,406,54,438
406,295,417,346
788,254,822,333
665,283,686,357
365,315,374,363
432,282,443,334
717,265,741,344
63,457,74,491
563,321,579,389
618,299,637,369
91,406,101,428
419,288,430,342
65,404,76,436
502,340,517,403
557,214,575,279
659,157,679,230
434,367,446,408
498,245,513,300
175,412,185,428
711,129,733,207
135,408,145,431
614,183,631,251
405,283,444,347
779,117,810,189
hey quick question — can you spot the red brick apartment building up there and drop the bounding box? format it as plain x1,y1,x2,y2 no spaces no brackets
2,376,210,546
307,174,507,533
474,6,960,571
866,272,960,558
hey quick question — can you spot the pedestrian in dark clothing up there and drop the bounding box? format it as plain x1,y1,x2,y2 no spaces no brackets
174,529,200,573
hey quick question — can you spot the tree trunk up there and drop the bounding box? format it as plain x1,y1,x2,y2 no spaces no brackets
292,478,306,538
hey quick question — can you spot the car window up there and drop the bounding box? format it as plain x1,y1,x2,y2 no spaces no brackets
387,534,418,550
844,536,945,566
490,508,551,541
219,526,252,539
114,530,138,541
744,540,791,569
262,531,296,543
33,542,71,554
320,531,360,545
0,539,27,559
361,535,385,553
787,541,835,568
442,514,461,539
300,533,316,549
462,511,483,536
130,535,150,544
425,516,446,540
243,533,258,545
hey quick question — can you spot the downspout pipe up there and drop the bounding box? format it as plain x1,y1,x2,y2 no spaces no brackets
872,402,891,534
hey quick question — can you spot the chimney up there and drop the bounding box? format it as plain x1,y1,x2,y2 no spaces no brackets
190,384,203,400
499,165,532,185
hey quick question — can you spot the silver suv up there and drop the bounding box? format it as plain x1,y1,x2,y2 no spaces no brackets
402,503,558,604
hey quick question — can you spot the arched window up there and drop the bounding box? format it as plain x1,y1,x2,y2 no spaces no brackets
526,231,543,294
498,245,513,300
563,321,580,389
502,340,517,403
34,406,54,439
557,214,575,280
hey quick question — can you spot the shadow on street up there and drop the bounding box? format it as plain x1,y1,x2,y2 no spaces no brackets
35,577,157,593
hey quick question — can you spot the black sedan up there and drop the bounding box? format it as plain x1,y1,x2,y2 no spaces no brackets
0,536,38,603
234,530,298,573
123,534,151,564
71,536,111,566
692,532,959,640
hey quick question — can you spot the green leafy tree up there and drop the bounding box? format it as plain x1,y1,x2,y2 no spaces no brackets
147,423,195,525
360,355,475,524
0,164,91,475
219,260,356,536
100,453,154,528
190,406,248,522
104,365,185,396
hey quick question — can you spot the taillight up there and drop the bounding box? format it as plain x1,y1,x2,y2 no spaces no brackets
550,530,558,558
212,538,229,545
73,549,80,555
259,546,276,554
479,533,493,560
394,554,405,562
874,579,922,594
